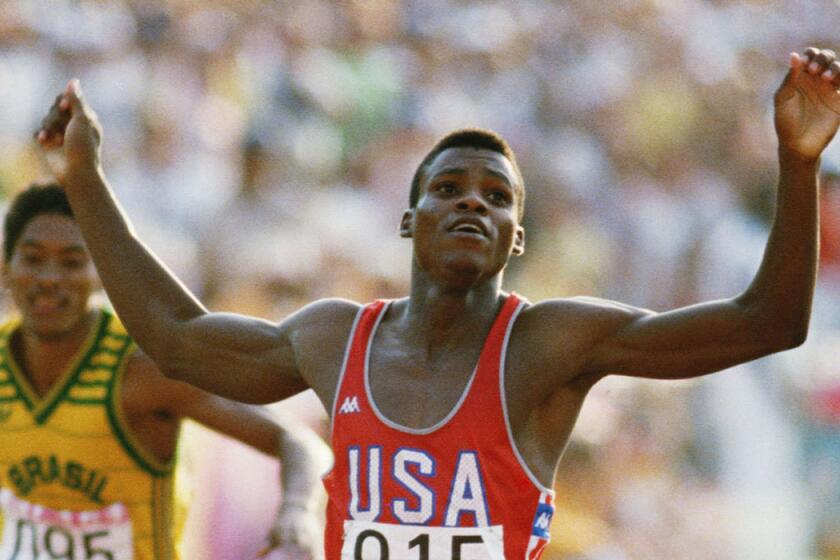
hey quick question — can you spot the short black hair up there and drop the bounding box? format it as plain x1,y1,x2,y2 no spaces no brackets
409,128,525,220
4,183,73,262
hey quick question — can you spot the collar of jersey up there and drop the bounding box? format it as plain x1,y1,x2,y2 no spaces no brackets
3,309,109,424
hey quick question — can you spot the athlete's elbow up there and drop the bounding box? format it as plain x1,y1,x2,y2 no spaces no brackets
739,297,811,353
779,307,812,349
759,317,810,353
782,323,809,350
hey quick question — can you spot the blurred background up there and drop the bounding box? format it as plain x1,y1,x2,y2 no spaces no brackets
2,0,840,558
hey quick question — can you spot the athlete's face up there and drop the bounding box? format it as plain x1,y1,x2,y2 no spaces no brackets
401,147,525,286
3,214,99,340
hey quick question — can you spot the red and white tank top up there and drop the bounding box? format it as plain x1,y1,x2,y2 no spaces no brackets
322,293,555,559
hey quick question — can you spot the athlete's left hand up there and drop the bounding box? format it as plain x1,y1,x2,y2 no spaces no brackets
775,47,840,161
35,79,103,184
258,503,324,560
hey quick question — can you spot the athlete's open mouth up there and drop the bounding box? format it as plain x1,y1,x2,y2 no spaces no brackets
448,218,488,237
29,294,66,314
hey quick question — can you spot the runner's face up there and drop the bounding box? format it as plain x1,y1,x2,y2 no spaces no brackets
3,214,99,339
404,147,524,285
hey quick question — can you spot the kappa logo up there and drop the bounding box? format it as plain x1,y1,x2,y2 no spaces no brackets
531,502,554,539
339,396,361,414
534,512,551,530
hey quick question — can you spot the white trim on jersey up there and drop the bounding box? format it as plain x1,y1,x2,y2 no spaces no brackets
363,300,481,435
329,305,366,432
499,299,557,495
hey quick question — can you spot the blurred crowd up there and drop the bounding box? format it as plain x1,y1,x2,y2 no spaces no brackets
2,0,840,558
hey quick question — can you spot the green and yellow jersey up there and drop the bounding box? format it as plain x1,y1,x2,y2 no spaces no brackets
0,309,180,560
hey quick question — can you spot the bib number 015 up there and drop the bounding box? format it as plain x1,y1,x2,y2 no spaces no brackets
342,521,504,560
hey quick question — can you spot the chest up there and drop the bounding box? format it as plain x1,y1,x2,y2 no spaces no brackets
366,332,488,430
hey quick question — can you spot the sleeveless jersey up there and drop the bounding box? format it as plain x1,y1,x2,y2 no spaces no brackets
323,294,555,560
0,309,180,560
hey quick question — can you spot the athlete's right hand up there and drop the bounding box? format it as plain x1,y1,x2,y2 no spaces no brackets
35,79,102,184
259,501,324,560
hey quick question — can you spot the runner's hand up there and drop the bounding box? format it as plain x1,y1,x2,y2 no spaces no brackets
34,79,103,183
257,502,324,560
775,47,840,160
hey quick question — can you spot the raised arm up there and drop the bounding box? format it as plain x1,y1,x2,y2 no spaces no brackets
34,81,353,404
528,48,839,383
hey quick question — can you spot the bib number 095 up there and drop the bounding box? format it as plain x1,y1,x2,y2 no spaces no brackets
5,520,115,560
342,521,504,560
0,490,133,560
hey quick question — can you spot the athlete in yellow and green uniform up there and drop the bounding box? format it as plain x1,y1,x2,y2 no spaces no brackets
0,184,330,560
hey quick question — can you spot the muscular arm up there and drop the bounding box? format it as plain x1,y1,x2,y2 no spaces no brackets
35,82,357,404
142,299,356,404
530,48,839,384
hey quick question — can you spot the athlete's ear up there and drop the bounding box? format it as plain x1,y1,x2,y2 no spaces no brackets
399,209,414,238
512,226,525,256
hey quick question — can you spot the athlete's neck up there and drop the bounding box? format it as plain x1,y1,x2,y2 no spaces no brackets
402,273,505,346
13,308,99,397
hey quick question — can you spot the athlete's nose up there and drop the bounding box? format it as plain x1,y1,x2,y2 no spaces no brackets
455,191,488,216
34,260,62,286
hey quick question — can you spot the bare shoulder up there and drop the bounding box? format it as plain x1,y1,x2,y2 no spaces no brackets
123,350,163,385
281,298,364,402
120,349,174,415
509,296,652,384
287,297,362,322
282,297,362,345
516,296,651,339
122,349,216,418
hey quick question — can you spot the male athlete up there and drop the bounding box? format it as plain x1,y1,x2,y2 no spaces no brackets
0,184,330,559
35,47,840,558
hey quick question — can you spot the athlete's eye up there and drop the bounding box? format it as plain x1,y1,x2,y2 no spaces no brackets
21,253,42,266
436,182,457,194
62,257,85,270
488,190,511,205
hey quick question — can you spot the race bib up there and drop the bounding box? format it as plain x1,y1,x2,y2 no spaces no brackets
341,520,504,560
0,489,133,560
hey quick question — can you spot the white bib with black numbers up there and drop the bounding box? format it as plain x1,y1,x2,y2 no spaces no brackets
341,520,504,560
0,489,133,560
